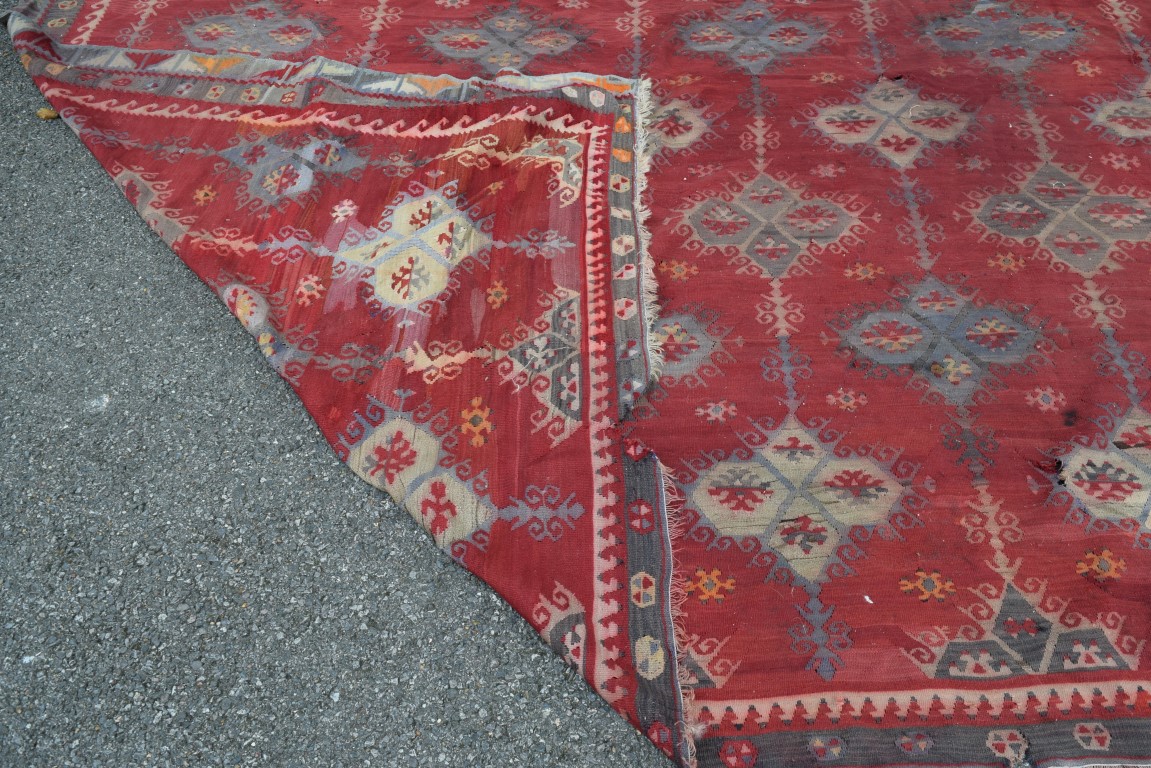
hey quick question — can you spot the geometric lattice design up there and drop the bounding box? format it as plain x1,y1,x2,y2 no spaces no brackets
13,0,1151,764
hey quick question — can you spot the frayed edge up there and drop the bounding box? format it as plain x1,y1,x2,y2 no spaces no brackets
658,458,702,768
630,77,665,385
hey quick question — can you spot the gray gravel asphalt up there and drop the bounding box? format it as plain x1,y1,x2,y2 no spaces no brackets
0,15,665,768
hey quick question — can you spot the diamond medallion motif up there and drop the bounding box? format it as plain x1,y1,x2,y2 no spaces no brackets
322,179,493,315
839,278,1044,405
678,0,825,74
925,2,1079,72
972,163,1151,274
183,1,322,56
681,174,859,278
691,417,903,582
813,79,971,167
419,6,585,73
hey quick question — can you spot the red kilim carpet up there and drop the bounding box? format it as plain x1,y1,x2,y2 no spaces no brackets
9,0,1151,765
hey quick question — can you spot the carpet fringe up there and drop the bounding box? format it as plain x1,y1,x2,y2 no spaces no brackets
631,77,665,386
658,457,701,768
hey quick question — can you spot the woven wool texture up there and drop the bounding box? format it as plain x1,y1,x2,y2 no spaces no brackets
8,0,1151,765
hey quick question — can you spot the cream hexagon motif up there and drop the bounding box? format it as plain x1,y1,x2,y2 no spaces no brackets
1062,446,1151,523
692,460,780,536
348,418,441,499
404,473,493,549
649,97,712,153
634,635,667,680
1094,92,1151,141
1113,408,1151,466
1059,407,1151,528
